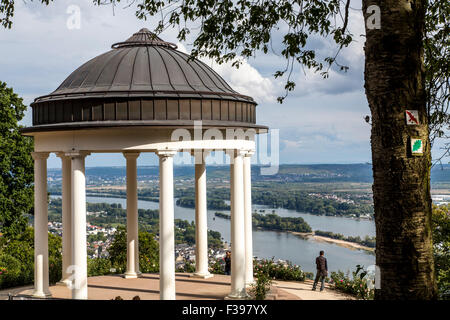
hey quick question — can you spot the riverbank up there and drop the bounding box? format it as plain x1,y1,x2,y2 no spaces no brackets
290,232,375,253
50,194,376,272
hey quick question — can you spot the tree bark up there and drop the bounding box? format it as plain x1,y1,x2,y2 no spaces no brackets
363,0,437,299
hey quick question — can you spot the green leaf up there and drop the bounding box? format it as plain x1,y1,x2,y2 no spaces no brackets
412,139,422,152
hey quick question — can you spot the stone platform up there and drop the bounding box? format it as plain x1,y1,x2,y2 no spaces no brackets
16,273,299,300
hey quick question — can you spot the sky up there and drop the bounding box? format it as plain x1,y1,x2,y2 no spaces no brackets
0,0,447,168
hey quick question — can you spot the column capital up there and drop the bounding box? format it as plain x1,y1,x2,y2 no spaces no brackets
31,152,49,160
123,152,140,160
244,149,255,157
235,149,248,157
55,152,70,159
226,149,246,163
65,151,90,159
156,149,177,158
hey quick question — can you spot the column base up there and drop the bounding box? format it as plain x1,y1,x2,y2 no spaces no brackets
136,271,143,278
32,290,52,299
191,272,213,279
225,292,250,300
56,279,72,287
123,271,138,279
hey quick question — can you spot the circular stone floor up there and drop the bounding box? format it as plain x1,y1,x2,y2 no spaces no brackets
15,273,299,300
1,274,357,300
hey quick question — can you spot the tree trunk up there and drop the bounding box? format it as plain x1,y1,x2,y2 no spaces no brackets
362,0,437,299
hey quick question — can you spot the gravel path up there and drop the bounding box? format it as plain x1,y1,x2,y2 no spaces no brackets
272,279,356,300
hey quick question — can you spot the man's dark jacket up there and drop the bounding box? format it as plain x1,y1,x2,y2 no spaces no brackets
224,256,231,271
316,256,328,276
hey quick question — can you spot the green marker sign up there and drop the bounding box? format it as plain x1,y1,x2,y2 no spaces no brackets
411,138,423,155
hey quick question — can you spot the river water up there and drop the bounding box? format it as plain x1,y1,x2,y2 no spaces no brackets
63,195,375,273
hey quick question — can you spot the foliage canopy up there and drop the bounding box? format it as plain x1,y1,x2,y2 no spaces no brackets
0,81,34,237
432,204,450,299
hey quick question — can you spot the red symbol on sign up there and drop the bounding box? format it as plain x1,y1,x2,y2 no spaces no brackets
406,110,419,125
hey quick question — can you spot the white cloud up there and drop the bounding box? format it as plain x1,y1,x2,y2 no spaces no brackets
281,139,303,149
247,6,367,99
0,0,376,165
176,43,283,104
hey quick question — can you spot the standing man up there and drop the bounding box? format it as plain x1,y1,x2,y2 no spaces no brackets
312,250,328,291
224,251,231,275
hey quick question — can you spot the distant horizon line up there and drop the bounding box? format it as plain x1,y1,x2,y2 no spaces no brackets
47,162,375,170
45,162,450,170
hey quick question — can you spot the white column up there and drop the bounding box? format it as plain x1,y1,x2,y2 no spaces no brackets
123,152,140,278
229,151,234,251
56,153,72,286
157,150,177,300
69,151,89,300
244,150,255,285
228,149,248,299
32,152,51,298
192,151,212,278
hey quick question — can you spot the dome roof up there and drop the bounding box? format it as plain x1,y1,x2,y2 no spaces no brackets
111,28,178,49
34,28,252,104
26,29,264,132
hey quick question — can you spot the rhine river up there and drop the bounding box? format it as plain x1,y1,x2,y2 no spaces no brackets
56,195,376,273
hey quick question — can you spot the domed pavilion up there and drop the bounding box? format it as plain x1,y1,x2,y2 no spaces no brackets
22,28,267,300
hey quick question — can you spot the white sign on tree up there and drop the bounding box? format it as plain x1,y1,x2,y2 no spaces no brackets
405,110,420,125
410,138,423,156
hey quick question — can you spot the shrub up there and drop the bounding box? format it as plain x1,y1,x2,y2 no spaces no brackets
48,254,62,284
305,272,314,280
48,231,62,284
0,229,34,285
432,204,450,300
254,258,306,281
0,227,62,288
249,263,273,300
330,265,374,300
0,254,22,289
108,227,127,273
210,259,225,275
108,227,159,274
88,258,112,277
138,232,159,273
249,258,308,300
176,259,196,273
209,257,307,281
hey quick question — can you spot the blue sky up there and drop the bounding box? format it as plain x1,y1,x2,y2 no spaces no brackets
1,0,447,168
